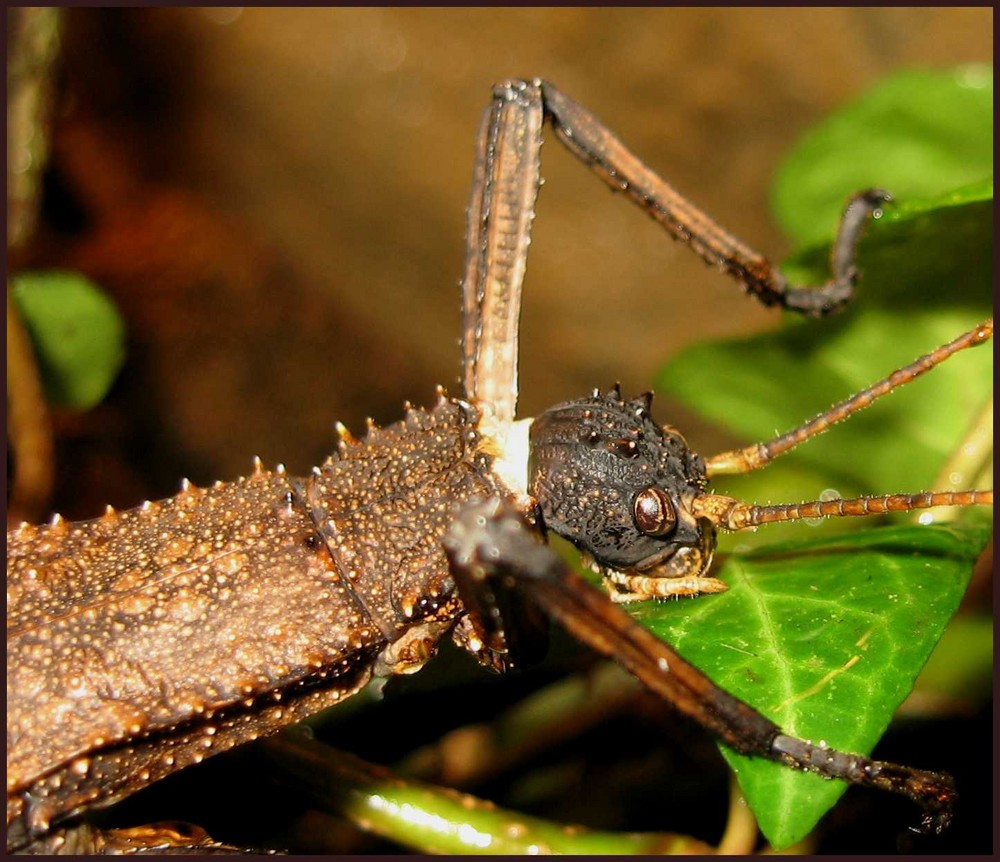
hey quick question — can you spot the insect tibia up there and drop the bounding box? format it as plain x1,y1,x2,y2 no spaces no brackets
770,733,955,834
693,490,993,530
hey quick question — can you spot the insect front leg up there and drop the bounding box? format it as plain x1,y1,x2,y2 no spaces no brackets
460,79,890,435
535,79,890,317
443,498,956,834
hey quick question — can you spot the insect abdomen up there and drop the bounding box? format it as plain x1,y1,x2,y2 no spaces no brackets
6,396,498,846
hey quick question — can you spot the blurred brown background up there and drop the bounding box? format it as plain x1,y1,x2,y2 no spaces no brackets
10,7,993,518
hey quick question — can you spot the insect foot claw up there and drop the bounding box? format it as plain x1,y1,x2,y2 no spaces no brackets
864,758,956,836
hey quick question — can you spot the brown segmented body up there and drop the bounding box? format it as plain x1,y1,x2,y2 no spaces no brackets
6,396,501,848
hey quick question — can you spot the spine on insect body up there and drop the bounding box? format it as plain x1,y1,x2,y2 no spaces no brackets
6,395,500,845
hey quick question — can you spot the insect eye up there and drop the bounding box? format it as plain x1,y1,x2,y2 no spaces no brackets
632,487,677,536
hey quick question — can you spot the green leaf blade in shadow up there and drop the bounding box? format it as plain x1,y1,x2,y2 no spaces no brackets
772,66,992,248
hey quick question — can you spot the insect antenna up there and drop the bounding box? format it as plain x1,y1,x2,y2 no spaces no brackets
706,318,993,476
693,488,993,531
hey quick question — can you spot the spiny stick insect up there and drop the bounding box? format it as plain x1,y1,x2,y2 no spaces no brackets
6,79,992,853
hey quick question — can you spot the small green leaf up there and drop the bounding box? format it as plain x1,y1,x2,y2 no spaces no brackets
659,186,991,567
11,270,126,409
772,66,992,248
660,179,992,550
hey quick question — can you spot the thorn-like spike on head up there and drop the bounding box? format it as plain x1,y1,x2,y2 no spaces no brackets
312,466,322,478
364,417,377,435
48,513,67,531
591,387,601,398
630,391,654,416
252,456,264,475
180,477,193,492
212,480,224,488
102,504,118,521
276,463,287,476
435,384,448,404
403,400,413,413
141,500,155,512
605,383,623,402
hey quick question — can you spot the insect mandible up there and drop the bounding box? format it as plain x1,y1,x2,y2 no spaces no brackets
6,79,993,853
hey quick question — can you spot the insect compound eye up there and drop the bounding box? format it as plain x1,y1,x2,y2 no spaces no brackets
632,486,677,537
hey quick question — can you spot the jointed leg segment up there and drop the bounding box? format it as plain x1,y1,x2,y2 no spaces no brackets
538,81,889,317
444,499,956,834
461,79,889,423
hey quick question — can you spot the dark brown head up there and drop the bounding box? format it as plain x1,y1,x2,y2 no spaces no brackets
527,386,713,573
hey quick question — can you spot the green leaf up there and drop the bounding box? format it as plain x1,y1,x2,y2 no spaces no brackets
11,270,126,409
661,136,992,550
772,66,993,248
651,68,992,848
629,522,989,849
